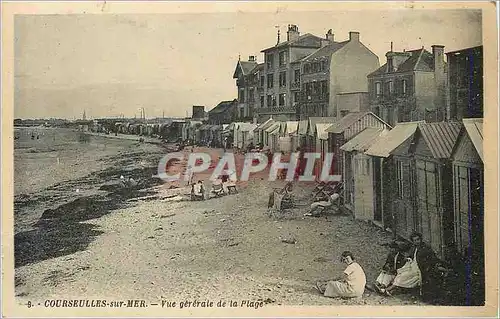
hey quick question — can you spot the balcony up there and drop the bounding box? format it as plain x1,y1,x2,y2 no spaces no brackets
254,106,296,115
290,82,301,91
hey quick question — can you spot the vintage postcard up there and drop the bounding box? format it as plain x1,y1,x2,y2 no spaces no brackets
1,1,498,317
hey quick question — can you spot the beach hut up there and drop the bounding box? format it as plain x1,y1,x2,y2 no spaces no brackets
296,120,309,150
365,121,423,231
303,117,336,153
279,121,299,153
340,127,389,223
253,118,275,146
450,119,483,257
264,122,281,150
391,122,462,260
326,112,389,181
235,123,257,149
450,118,484,304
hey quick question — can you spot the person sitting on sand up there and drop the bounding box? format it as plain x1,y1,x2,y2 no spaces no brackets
374,241,407,291
192,180,205,200
304,193,339,217
315,251,366,299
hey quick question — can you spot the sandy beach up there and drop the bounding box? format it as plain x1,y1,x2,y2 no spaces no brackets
14,132,429,307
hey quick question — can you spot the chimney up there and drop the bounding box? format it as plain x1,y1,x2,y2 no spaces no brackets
432,45,446,119
248,56,256,62
321,29,334,47
287,24,300,42
326,29,334,42
349,31,360,42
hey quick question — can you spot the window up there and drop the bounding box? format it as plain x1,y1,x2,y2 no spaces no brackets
266,54,274,69
340,110,349,117
267,95,272,107
293,92,300,103
320,60,327,71
279,71,287,87
294,69,300,83
304,63,311,74
312,62,319,73
260,75,265,87
279,93,286,106
279,51,287,66
260,95,265,107
321,80,328,95
249,88,255,102
389,81,394,94
239,89,245,103
271,95,277,106
375,82,381,97
402,79,408,95
267,74,274,88
305,82,312,98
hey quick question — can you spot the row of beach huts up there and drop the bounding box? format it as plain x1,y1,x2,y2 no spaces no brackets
188,112,483,269
99,113,483,268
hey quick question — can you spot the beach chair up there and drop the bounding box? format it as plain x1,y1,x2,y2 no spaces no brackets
211,182,225,197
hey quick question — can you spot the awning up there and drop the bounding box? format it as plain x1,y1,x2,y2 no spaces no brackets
308,117,336,136
238,123,258,132
297,120,309,135
365,121,422,158
340,127,387,152
256,119,275,132
284,121,299,135
316,123,332,140
265,122,281,133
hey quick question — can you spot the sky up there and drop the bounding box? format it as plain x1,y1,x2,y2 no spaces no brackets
14,9,482,119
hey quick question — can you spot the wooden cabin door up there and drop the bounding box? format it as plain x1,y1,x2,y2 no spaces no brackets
394,159,415,238
415,159,443,259
373,157,383,223
354,155,374,220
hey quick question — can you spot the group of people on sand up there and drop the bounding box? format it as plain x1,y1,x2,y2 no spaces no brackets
315,232,450,303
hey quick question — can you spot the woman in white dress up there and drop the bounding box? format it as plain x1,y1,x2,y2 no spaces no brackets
315,251,366,298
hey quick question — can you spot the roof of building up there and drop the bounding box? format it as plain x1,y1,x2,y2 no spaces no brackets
308,117,337,136
368,49,439,77
283,121,299,135
446,45,483,55
209,100,236,114
237,123,258,132
416,122,462,159
261,33,323,52
302,41,349,62
365,121,423,157
233,60,258,78
265,122,281,133
340,127,388,152
255,118,275,131
316,123,332,140
250,63,265,73
325,112,388,134
462,118,483,162
297,119,309,135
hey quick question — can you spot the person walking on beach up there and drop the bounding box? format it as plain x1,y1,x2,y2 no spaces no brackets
315,251,366,299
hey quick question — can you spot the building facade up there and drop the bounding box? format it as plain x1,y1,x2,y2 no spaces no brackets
446,46,483,121
255,25,324,122
299,31,379,119
367,45,447,127
233,57,264,121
